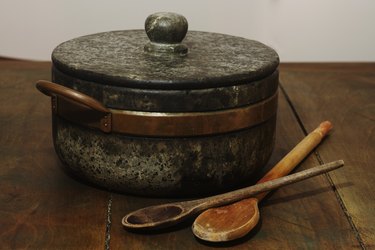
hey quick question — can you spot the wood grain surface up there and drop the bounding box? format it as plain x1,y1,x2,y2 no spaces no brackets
0,61,373,249
280,63,375,249
0,61,109,249
109,82,358,249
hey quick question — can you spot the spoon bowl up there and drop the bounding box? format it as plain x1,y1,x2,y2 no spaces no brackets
122,204,188,229
192,198,260,242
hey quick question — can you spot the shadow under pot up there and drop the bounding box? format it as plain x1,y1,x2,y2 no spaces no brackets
36,12,280,197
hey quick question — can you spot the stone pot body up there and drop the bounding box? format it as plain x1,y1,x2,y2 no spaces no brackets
39,13,280,197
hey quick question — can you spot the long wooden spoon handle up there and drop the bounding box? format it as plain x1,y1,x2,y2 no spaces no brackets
194,160,344,212
255,121,332,201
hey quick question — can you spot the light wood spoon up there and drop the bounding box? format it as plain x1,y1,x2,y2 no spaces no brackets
122,160,343,230
192,121,333,242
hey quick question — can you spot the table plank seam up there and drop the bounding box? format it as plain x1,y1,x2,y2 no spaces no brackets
279,83,367,249
105,194,113,250
313,151,367,250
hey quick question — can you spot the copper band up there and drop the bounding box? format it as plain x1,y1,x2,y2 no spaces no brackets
36,80,278,137
110,92,277,137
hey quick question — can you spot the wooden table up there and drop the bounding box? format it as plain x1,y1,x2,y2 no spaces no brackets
0,60,374,249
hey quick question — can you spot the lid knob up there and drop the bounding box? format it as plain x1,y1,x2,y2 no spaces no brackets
144,12,188,55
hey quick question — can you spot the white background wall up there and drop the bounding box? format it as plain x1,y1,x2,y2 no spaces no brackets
1,0,374,62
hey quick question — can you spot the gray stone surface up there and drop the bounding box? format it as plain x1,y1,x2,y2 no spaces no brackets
53,115,276,197
144,12,189,55
52,30,279,90
52,66,278,111
145,12,188,44
49,14,280,197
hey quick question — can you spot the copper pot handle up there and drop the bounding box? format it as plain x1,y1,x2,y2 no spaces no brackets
36,80,109,113
36,80,112,133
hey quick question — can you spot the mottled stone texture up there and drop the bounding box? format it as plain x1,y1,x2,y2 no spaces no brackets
144,12,189,55
50,26,280,197
52,30,279,90
145,12,188,44
53,66,278,112
53,115,276,197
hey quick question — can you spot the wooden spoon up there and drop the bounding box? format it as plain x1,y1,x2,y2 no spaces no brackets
122,160,343,230
192,121,333,242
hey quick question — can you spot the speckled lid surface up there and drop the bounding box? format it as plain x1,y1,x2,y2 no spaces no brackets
52,13,279,90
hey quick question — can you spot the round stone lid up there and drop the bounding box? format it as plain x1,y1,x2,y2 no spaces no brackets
52,12,279,90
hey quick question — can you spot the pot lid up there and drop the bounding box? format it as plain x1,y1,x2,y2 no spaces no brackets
52,12,279,90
